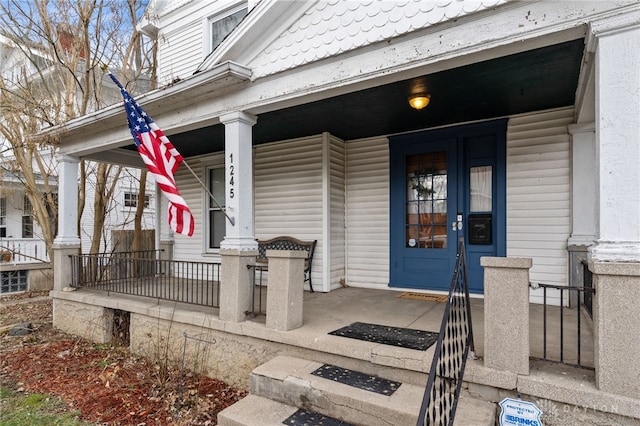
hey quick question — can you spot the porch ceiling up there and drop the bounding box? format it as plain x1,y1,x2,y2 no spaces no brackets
128,38,585,157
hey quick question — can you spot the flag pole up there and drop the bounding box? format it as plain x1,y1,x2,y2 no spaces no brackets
181,161,235,226
105,67,235,227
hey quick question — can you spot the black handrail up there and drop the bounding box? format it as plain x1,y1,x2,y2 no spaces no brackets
417,238,474,426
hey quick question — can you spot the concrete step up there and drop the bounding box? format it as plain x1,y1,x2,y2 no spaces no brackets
226,355,495,426
217,394,298,426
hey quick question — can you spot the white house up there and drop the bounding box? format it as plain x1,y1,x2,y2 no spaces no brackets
45,1,640,424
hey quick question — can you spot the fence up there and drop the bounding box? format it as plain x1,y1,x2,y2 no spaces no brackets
417,239,474,426
529,281,595,369
70,250,221,308
0,238,50,264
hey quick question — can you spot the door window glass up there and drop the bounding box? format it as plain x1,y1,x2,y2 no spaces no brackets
470,166,492,212
406,152,447,248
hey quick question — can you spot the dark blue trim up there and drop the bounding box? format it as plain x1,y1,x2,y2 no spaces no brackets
389,119,507,292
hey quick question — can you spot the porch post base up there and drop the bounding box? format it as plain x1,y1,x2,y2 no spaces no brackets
52,241,81,292
219,249,257,323
266,250,307,331
159,240,173,261
591,261,640,399
481,256,532,375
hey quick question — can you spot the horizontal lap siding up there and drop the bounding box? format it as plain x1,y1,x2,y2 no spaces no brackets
172,157,207,261
254,137,324,289
329,136,346,290
158,20,203,83
506,108,573,298
345,138,389,288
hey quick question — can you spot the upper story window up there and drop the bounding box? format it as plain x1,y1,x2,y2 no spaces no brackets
124,192,150,209
210,4,248,52
0,197,6,238
22,195,33,238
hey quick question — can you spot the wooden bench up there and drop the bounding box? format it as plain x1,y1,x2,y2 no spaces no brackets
256,236,317,292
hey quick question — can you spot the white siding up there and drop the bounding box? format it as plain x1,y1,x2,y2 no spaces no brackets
327,134,346,290
345,137,390,289
506,107,573,302
254,136,324,290
172,156,208,261
157,19,204,84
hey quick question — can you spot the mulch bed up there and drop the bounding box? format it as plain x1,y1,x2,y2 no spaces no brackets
0,293,247,425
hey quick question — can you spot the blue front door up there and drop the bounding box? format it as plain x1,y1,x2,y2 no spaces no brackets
390,120,506,293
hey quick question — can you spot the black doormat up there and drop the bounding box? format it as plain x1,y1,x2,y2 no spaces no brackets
283,408,353,425
311,364,401,396
328,322,438,351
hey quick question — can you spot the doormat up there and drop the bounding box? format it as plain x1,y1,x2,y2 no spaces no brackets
283,408,354,425
328,322,438,351
311,364,401,395
397,292,448,303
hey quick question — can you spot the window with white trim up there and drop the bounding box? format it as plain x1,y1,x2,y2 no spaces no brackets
207,167,226,250
209,4,248,52
0,197,6,238
22,195,33,238
124,192,150,208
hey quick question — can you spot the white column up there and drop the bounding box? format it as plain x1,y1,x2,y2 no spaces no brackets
53,154,81,292
219,111,258,252
54,154,81,245
568,122,596,247
590,15,640,262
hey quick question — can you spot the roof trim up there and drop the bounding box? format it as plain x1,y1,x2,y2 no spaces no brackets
196,0,312,73
37,61,251,139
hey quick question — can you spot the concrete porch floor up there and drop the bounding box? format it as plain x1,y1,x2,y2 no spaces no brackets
258,286,594,369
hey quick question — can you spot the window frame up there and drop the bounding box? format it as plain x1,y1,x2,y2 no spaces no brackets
205,165,226,252
207,2,248,53
124,192,150,209
22,195,33,239
0,197,6,238
1,270,28,294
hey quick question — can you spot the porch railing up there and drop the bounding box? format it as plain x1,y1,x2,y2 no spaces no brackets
529,281,595,369
70,250,221,308
0,238,50,264
417,239,474,426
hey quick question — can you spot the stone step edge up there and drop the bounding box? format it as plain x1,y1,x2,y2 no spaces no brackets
249,355,496,426
217,394,299,426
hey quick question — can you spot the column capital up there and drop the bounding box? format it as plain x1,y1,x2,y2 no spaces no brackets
590,241,640,263
587,8,640,52
220,111,257,126
590,8,640,37
55,153,80,164
567,122,595,135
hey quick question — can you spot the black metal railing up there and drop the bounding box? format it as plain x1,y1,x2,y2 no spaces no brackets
417,239,474,426
530,281,595,369
246,264,268,317
70,251,221,308
582,261,593,317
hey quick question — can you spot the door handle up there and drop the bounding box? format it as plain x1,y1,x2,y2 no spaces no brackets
452,215,464,231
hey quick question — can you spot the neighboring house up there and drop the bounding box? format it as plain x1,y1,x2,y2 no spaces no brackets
0,162,56,293
0,34,157,294
0,152,157,294
45,0,640,423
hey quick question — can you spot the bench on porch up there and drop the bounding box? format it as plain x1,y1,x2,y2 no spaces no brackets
256,236,317,292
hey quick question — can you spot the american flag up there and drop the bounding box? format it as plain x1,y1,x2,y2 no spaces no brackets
109,73,194,237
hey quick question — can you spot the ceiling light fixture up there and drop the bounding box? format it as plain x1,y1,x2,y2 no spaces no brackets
408,94,431,110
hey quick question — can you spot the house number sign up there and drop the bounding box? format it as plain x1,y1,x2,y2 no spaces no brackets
228,153,235,199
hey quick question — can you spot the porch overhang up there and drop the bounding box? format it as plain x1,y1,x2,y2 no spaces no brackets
36,61,252,166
